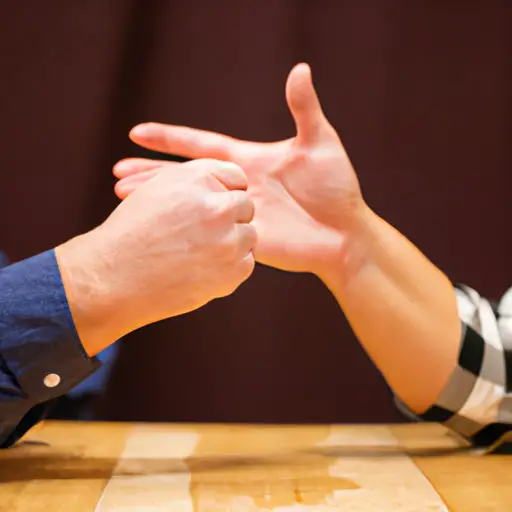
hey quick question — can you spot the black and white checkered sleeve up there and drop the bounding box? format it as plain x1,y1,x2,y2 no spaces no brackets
396,285,512,448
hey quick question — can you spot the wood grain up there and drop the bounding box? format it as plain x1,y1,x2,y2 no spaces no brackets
393,423,512,512
0,421,509,511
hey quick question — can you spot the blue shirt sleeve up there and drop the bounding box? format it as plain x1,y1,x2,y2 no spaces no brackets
0,250,101,447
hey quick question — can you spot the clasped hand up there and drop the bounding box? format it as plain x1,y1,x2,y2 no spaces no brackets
113,63,368,281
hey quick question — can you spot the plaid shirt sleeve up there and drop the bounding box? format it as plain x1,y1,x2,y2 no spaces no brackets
396,284,512,449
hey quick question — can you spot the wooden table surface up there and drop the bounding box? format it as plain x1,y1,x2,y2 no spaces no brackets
0,421,510,511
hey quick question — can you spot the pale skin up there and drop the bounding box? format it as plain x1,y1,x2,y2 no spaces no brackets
113,63,461,415
56,159,257,357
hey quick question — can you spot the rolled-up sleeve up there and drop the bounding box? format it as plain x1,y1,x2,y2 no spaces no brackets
396,284,512,449
0,250,101,447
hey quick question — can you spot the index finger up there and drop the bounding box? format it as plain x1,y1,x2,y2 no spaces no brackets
202,160,248,191
129,123,237,161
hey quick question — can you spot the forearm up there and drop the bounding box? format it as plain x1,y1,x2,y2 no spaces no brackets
55,229,129,357
55,224,182,355
321,205,461,414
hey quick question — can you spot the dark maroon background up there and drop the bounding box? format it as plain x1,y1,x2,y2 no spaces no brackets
1,1,511,423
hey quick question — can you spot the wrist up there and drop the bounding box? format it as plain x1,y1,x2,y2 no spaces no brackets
54,228,128,356
315,202,380,291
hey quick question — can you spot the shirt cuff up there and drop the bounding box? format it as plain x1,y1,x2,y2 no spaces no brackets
0,249,101,409
396,318,510,449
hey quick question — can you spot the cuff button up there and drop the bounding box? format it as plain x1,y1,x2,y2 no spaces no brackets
44,373,61,388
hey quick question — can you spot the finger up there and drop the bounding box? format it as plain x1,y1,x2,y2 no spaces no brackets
207,160,248,191
113,158,178,178
223,190,255,223
114,170,159,199
235,223,258,256
285,63,327,145
129,123,237,160
222,249,255,295
239,250,256,281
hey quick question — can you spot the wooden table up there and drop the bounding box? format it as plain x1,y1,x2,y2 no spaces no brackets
0,421,510,511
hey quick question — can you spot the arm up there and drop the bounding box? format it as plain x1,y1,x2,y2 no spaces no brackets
0,249,101,448
320,208,461,414
112,64,509,447
1,158,257,447
320,206,511,447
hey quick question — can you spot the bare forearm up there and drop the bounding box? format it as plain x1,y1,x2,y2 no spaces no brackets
55,228,134,357
321,206,461,413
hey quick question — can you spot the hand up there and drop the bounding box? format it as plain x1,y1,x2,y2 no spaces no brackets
56,159,256,355
111,64,463,416
113,63,367,278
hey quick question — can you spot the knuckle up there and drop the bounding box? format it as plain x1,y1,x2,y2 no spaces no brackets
236,254,255,281
198,168,228,192
218,160,243,172
226,258,254,292
192,166,214,184
226,190,247,212
224,234,241,259
209,191,246,219
196,192,225,220
189,159,219,180
247,224,257,243
193,160,247,191
204,158,227,175
210,230,238,260
214,250,254,297
243,253,256,273
219,161,247,183
198,158,239,175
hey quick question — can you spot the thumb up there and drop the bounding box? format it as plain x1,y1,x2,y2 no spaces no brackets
286,63,329,145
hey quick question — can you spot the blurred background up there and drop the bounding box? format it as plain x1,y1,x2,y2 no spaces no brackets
0,1,511,424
